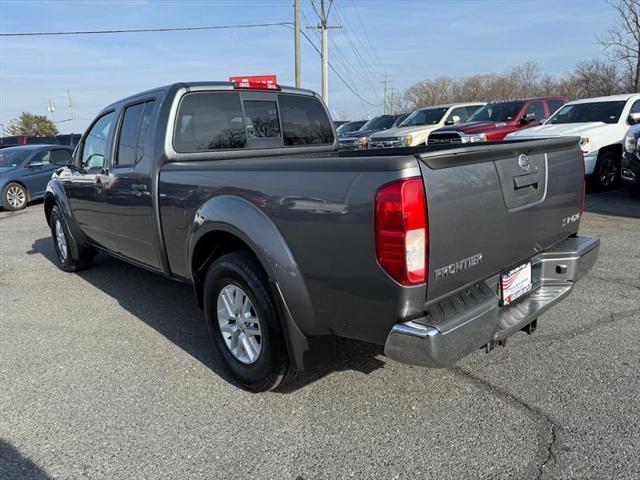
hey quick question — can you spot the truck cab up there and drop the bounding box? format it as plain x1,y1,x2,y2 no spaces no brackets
428,97,567,145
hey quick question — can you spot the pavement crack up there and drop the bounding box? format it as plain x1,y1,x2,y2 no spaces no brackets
452,367,560,480
588,275,640,291
524,308,640,345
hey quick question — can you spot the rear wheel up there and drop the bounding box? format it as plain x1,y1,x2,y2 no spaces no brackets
49,206,95,272
203,251,294,392
591,151,620,191
3,182,28,211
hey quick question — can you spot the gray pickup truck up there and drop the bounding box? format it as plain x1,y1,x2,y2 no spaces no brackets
44,79,599,392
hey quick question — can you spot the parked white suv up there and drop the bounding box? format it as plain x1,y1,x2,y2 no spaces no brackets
506,94,640,190
368,102,485,148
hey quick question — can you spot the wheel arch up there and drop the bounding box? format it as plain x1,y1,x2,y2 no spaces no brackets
188,195,329,371
598,143,623,160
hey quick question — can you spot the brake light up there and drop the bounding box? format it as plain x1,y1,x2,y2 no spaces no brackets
375,177,428,285
229,75,280,90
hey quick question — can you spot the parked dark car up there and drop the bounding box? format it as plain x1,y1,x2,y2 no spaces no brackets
623,125,640,195
0,135,61,148
339,114,407,150
335,120,366,136
0,145,74,210
333,120,348,129
44,79,597,392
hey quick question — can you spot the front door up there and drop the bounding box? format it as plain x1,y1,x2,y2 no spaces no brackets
64,110,117,250
23,149,59,197
102,99,160,269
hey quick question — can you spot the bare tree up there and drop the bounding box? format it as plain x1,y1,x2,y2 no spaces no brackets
572,59,622,97
597,0,640,91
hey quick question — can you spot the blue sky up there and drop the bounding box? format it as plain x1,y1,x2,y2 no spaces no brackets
0,0,615,134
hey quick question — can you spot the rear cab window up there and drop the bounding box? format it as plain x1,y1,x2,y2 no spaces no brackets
173,91,334,153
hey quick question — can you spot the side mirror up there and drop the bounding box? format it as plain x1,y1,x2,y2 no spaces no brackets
84,153,105,172
50,150,75,167
521,112,537,124
445,115,461,126
628,113,640,125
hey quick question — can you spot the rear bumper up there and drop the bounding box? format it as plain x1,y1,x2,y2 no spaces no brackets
384,235,600,367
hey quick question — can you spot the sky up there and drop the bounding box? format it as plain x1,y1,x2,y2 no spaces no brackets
0,0,618,134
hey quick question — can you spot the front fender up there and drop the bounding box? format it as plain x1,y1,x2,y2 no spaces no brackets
44,176,84,259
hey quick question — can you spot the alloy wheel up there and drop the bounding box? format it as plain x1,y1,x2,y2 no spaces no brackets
54,219,68,261
216,284,263,364
599,156,617,188
6,185,26,209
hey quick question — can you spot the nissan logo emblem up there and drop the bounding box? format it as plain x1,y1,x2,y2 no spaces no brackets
518,153,530,172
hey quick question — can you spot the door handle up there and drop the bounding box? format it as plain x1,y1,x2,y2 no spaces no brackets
131,184,147,197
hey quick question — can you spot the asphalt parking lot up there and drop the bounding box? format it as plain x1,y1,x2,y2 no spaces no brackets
0,191,639,480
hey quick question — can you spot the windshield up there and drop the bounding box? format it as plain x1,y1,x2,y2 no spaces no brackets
360,116,396,131
546,101,627,125
400,108,448,127
469,101,524,122
336,121,365,134
0,148,30,167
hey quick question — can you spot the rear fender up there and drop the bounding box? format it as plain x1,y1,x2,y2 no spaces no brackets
188,195,328,370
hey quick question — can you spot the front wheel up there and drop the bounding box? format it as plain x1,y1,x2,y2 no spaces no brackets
3,182,28,211
49,206,95,272
591,151,620,191
203,252,294,392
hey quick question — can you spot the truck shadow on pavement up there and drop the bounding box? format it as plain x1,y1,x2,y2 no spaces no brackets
29,237,385,393
0,439,52,480
584,188,640,219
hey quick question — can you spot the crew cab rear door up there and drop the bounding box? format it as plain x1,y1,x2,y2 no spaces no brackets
419,137,583,304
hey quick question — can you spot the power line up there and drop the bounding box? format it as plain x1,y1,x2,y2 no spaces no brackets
297,27,381,107
0,22,293,37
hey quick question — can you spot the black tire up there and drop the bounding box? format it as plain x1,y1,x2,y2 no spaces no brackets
591,151,620,191
49,206,95,272
203,251,294,392
2,182,28,211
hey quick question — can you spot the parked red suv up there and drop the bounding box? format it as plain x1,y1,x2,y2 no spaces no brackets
427,96,567,144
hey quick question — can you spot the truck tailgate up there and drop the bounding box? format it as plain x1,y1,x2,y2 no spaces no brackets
419,137,584,304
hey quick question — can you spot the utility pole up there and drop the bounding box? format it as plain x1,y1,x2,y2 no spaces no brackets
381,75,391,114
294,0,301,87
66,90,78,134
308,0,340,106
47,98,56,124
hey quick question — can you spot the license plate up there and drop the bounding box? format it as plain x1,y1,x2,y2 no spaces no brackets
500,262,532,306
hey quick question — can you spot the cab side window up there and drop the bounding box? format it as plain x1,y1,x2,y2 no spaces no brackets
446,107,469,125
524,101,545,121
28,150,50,166
116,101,156,167
547,99,565,117
82,112,115,172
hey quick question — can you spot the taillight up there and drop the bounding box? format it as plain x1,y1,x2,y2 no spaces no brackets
375,177,428,285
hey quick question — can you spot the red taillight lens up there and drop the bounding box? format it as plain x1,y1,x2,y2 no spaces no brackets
375,177,428,285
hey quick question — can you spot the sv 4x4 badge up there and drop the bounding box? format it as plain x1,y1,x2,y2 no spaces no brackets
562,212,580,227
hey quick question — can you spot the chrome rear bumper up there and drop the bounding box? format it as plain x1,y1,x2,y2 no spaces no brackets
384,235,600,368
